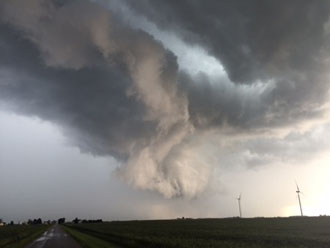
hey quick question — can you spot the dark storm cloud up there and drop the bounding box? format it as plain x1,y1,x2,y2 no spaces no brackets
124,0,330,82
0,23,151,159
0,0,184,160
216,123,330,169
1,0,330,198
179,71,325,131
123,0,330,129
178,72,269,129
0,0,199,198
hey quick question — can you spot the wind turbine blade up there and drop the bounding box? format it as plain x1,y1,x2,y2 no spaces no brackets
295,180,300,191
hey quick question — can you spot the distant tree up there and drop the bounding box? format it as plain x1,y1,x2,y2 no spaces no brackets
28,219,33,225
58,218,65,224
9,221,14,225
78,219,103,224
72,218,80,224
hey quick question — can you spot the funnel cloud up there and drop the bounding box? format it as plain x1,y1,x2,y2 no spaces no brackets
1,0,330,200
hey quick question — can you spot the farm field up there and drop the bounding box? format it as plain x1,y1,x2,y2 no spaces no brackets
65,217,330,248
0,224,50,248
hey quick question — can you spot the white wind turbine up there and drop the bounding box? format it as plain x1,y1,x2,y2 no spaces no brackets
237,193,242,218
295,182,303,216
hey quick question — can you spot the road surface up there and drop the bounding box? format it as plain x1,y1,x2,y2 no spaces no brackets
25,224,81,248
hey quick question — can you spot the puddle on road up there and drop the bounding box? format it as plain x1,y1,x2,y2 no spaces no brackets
34,228,60,242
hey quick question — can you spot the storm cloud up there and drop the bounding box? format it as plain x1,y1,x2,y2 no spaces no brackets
124,0,330,127
1,0,330,198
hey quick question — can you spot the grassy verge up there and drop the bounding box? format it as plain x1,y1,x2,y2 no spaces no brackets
0,225,51,248
62,225,116,248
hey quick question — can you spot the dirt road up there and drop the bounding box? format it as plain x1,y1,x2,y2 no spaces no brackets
25,224,81,248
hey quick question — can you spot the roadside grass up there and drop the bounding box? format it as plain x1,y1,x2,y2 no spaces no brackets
0,225,51,248
62,225,116,248
65,217,330,248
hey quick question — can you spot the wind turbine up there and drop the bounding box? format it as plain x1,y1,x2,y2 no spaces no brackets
237,193,242,218
295,182,303,216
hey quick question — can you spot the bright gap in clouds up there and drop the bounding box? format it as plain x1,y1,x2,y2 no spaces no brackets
103,0,277,105
104,0,225,78
218,150,330,218
281,152,330,217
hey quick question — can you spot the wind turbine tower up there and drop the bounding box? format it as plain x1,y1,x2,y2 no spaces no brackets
237,193,242,218
295,182,303,216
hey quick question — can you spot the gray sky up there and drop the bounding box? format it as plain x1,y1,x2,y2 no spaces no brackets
1,0,330,222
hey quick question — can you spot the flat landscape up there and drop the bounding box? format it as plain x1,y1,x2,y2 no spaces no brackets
64,217,330,248
0,224,50,248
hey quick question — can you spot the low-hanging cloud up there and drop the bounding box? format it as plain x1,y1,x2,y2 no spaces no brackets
0,0,201,198
1,0,330,198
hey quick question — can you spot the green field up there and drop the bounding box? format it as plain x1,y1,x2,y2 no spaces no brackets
0,224,50,248
64,217,330,248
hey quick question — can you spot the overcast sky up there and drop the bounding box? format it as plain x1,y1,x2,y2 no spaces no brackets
1,0,330,222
